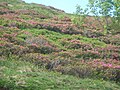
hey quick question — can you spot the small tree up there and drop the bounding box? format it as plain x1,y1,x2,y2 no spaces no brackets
111,0,120,33
72,5,89,30
88,0,120,34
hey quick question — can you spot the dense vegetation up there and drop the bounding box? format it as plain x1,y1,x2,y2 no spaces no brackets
0,0,120,89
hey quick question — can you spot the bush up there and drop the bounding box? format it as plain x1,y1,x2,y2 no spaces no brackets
26,36,56,54
0,43,29,56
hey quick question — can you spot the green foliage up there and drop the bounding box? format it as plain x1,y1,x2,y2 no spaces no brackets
0,57,120,90
25,29,106,49
73,5,89,28
88,0,120,33
88,0,117,16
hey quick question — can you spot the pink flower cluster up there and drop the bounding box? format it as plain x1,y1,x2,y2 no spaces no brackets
3,33,18,37
0,38,8,41
70,40,80,44
28,20,39,25
31,43,38,47
61,16,71,22
0,13,18,20
86,50,100,55
90,60,120,69
0,43,5,47
3,34,12,37
16,18,26,23
44,43,52,48
19,45,25,49
36,21,78,34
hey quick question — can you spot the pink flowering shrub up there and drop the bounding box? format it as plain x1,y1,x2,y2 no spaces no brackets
54,59,120,82
20,53,50,67
26,36,56,54
1,42,29,56
36,22,81,34
99,34,120,45
61,16,71,22
97,45,120,60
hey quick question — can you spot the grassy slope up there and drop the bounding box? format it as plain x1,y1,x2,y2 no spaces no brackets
0,0,120,89
25,28,106,49
0,57,120,90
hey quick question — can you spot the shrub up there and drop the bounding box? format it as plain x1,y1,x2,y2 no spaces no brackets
20,53,50,67
1,43,29,56
26,36,56,54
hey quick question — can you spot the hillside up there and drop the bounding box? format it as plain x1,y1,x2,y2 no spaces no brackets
0,0,120,90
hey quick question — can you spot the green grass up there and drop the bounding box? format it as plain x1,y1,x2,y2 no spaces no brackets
25,28,106,48
0,57,120,90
